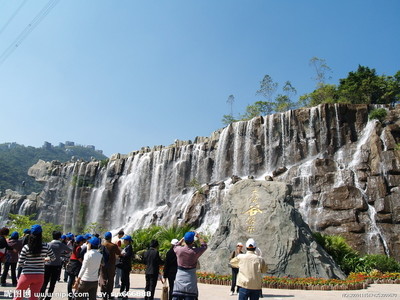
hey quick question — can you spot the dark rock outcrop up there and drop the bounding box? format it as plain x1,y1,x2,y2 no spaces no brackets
1,103,400,262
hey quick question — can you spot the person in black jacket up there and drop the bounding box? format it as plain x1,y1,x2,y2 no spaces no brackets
143,239,163,300
0,227,15,279
118,235,133,299
163,239,178,300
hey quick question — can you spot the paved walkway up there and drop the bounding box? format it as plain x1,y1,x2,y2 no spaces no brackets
0,273,398,299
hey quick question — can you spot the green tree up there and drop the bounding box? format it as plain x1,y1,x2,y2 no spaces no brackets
221,114,237,126
240,101,274,120
299,84,339,107
227,94,235,117
7,213,62,242
256,74,278,101
83,222,105,236
222,95,238,125
338,65,400,104
274,81,298,112
309,56,332,87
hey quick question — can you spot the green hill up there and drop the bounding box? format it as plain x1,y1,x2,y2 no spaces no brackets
0,142,107,195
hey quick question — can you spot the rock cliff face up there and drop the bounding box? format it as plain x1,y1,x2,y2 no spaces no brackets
200,180,345,278
1,103,400,263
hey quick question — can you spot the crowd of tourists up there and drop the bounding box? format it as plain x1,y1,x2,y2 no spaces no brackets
1,225,267,300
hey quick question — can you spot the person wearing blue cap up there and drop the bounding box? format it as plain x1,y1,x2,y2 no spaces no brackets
39,231,72,300
14,224,56,300
21,229,31,246
118,235,133,298
99,232,121,300
73,237,103,300
172,232,207,300
1,231,22,287
60,234,69,284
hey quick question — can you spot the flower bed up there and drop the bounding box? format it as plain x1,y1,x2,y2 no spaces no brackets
131,265,400,291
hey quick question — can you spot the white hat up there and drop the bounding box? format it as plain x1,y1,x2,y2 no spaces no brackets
246,238,257,249
171,238,179,245
236,242,244,247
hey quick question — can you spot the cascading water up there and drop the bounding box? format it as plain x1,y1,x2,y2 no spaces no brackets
63,163,79,232
86,164,109,225
348,120,390,256
0,199,13,226
6,104,398,259
212,125,231,181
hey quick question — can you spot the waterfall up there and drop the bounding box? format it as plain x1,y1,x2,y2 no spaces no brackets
264,114,275,173
348,120,390,256
212,125,231,181
86,164,109,225
197,184,228,234
280,113,286,166
0,199,13,226
297,160,314,226
307,107,318,157
8,104,397,259
63,163,79,232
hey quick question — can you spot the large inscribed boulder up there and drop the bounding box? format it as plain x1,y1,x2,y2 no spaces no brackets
200,179,345,279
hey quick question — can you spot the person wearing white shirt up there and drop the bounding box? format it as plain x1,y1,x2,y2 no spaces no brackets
73,237,103,300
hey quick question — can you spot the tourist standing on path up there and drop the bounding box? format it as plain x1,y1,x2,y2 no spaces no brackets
13,225,56,300
172,232,207,300
20,229,30,246
163,239,178,300
0,227,15,279
143,239,163,300
60,234,69,283
99,231,121,300
1,231,22,287
39,231,72,300
66,235,85,300
112,230,124,289
118,235,133,298
229,242,244,296
73,237,103,300
229,238,267,300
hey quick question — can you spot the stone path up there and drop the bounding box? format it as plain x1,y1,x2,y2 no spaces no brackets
0,273,398,299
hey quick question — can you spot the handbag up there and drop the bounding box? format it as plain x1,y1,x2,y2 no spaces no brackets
161,280,168,300
66,260,82,276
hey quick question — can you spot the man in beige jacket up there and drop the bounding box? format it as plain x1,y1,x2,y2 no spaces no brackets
229,238,267,300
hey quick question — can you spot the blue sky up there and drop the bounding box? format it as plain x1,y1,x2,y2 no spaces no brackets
1,0,399,156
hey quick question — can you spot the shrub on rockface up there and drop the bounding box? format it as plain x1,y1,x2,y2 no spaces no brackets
313,233,400,275
356,254,400,273
368,108,387,123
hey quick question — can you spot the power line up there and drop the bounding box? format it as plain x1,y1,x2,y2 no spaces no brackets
0,0,29,36
0,0,60,66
